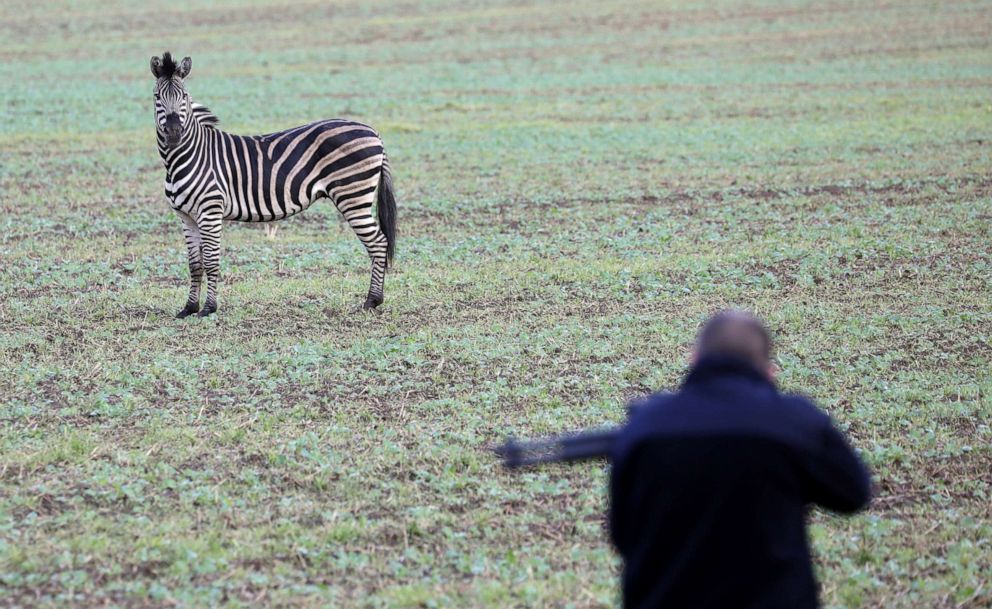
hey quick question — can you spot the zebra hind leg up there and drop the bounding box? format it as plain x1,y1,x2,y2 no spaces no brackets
333,191,389,311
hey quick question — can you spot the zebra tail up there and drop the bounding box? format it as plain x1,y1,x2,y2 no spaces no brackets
377,160,397,267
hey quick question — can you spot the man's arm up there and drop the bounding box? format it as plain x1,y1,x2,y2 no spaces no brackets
802,417,873,513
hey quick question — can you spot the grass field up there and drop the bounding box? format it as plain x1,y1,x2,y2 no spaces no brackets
1,0,991,607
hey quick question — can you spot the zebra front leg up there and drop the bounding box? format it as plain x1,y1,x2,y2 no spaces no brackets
176,212,203,318
196,205,224,317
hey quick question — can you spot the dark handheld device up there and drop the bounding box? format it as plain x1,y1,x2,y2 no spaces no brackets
495,427,621,469
494,399,656,469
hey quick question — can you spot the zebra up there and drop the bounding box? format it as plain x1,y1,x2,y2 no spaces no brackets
149,52,397,318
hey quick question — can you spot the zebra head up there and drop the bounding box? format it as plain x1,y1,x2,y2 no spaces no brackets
150,52,193,149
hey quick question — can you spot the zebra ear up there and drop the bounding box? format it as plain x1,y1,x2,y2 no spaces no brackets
150,56,163,78
176,56,192,79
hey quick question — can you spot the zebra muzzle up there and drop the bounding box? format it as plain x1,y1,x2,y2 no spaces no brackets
164,115,182,145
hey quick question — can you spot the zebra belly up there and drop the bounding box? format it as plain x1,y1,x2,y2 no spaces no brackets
225,193,322,222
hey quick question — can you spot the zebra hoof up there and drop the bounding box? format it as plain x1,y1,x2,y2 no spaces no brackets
176,303,200,319
197,303,217,318
362,295,383,311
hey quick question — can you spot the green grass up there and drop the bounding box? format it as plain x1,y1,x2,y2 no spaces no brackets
1,0,990,607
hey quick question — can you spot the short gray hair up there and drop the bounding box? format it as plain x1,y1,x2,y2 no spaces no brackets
695,310,772,369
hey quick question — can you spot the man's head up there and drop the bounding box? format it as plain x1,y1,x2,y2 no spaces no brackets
692,310,774,378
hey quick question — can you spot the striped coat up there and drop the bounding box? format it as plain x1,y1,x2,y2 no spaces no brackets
151,52,396,317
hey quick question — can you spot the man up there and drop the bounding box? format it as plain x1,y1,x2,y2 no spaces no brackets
609,310,872,609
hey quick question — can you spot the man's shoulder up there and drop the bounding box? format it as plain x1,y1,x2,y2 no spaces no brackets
631,386,825,415
778,392,833,426
627,391,677,415
622,391,691,429
612,392,676,458
616,387,832,453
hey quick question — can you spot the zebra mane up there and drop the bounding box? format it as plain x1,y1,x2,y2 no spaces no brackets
159,52,179,79
190,102,220,128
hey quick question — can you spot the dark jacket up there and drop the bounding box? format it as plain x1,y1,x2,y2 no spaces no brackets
609,357,871,609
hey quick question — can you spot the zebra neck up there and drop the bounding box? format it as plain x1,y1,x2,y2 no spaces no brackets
159,117,214,177
160,118,219,206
